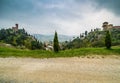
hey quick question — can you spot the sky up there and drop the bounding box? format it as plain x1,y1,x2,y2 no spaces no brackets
0,0,120,36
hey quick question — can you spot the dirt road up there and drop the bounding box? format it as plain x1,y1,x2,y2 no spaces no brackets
0,57,120,83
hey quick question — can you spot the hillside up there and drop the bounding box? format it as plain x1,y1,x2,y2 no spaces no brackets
0,28,43,50
63,28,120,49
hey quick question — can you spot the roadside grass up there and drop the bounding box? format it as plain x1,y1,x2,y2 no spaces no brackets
0,46,120,58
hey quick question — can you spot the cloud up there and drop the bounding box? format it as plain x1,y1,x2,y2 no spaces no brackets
93,0,120,15
0,0,120,35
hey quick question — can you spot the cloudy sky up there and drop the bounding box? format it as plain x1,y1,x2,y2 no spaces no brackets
0,0,120,35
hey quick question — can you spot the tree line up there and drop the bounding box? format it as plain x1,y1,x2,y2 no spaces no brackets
0,27,120,51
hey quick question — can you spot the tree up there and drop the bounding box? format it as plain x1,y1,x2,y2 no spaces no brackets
105,30,111,49
53,31,59,52
85,31,88,36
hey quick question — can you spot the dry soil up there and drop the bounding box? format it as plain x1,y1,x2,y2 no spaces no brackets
0,57,120,83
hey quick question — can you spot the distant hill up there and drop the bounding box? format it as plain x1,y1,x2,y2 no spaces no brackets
33,34,73,42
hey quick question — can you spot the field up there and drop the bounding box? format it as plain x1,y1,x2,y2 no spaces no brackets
0,46,120,58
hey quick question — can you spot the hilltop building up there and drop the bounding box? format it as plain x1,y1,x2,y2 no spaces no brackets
113,26,120,29
102,22,120,30
12,24,18,32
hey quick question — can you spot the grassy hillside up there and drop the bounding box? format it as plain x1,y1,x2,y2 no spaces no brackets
0,46,120,58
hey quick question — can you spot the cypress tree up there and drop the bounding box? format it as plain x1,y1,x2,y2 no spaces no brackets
105,30,111,49
53,31,59,52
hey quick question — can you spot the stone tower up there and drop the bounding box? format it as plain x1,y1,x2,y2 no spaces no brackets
102,22,113,30
102,22,108,30
12,24,18,32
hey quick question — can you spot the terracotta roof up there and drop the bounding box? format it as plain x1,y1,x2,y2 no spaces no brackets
113,26,120,28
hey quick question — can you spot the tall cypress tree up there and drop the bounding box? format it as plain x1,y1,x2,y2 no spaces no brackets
105,30,111,49
53,31,59,52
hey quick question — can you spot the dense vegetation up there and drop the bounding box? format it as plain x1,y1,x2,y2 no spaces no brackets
63,28,120,49
0,28,43,50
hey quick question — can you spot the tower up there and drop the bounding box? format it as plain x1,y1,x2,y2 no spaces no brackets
102,22,108,30
12,24,18,32
15,24,18,29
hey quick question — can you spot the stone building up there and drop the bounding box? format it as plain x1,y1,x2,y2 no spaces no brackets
102,22,120,30
113,26,120,29
12,24,18,32
102,22,113,30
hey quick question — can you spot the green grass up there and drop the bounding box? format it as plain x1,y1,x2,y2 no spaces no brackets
0,46,120,58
